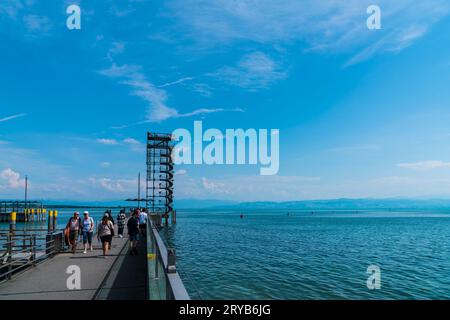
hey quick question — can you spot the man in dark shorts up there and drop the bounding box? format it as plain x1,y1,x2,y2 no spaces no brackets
127,211,140,256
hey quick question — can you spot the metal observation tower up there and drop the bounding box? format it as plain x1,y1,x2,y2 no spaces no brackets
146,132,176,225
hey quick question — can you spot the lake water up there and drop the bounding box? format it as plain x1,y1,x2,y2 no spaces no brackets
0,209,113,231
161,209,450,300
3,208,450,300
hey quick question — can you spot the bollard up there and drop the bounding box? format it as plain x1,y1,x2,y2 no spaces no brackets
48,210,54,233
10,212,17,235
53,210,58,231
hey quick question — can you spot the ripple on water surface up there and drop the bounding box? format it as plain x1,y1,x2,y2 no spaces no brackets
161,210,450,300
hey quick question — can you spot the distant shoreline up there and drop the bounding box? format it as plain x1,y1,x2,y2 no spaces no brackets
13,198,450,211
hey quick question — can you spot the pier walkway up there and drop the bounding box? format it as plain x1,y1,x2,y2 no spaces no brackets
0,231,147,300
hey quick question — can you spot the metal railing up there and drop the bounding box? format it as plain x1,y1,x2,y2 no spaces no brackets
0,229,63,282
146,220,190,300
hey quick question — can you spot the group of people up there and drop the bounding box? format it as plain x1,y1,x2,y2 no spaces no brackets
65,208,149,257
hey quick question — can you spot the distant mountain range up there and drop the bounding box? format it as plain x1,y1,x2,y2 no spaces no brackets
33,198,450,210
214,198,450,210
38,199,238,209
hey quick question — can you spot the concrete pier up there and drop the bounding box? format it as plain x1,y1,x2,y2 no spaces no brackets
0,229,147,300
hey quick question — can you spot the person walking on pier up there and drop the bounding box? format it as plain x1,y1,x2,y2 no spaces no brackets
66,212,81,254
105,210,115,250
105,210,115,225
117,209,127,238
82,211,95,254
139,208,148,236
97,215,114,258
127,211,140,256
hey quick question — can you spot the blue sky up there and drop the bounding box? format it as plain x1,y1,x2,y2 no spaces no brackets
1,0,450,201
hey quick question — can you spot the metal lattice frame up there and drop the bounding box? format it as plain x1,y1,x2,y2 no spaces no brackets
146,133,174,217
0,201,43,215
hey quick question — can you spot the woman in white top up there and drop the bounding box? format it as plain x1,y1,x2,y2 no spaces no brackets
82,211,95,254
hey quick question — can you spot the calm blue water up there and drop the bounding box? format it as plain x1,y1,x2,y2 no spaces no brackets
160,210,450,300
0,209,116,248
0,209,116,231
3,208,450,300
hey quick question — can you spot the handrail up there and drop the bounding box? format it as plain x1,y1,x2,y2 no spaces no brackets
146,219,190,300
0,230,63,282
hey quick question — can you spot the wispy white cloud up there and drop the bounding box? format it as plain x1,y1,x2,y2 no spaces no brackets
168,0,450,65
100,162,111,168
123,138,144,152
211,52,287,90
99,63,180,122
158,77,194,88
98,63,140,77
176,107,245,118
96,138,118,145
397,160,450,170
328,144,381,153
191,83,214,97
201,177,230,194
99,63,244,122
109,5,136,18
176,175,322,201
123,138,141,145
1,1,55,37
95,137,144,151
0,113,27,123
107,41,125,61
89,177,127,192
88,176,139,193
175,169,188,176
23,14,52,34
344,24,429,67
0,0,24,19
